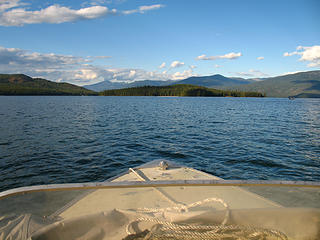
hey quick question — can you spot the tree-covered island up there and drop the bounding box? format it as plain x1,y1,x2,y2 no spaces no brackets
100,84,265,97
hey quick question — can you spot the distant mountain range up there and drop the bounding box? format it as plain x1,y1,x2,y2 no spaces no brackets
85,79,175,92
1,70,319,97
0,74,96,95
83,74,254,91
175,74,255,87
84,70,320,98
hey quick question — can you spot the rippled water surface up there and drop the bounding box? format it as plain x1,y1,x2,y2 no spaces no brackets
0,96,319,192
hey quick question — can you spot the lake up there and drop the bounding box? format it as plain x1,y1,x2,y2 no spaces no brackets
0,96,319,192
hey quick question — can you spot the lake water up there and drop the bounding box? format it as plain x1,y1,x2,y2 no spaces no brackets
0,96,319,192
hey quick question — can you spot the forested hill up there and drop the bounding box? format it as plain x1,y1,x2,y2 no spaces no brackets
224,71,320,98
0,74,97,95
100,84,265,97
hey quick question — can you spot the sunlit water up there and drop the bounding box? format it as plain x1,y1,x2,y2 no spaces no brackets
0,96,319,192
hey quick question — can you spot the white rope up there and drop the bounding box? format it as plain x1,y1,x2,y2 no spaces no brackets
126,167,288,240
125,196,230,236
127,167,231,237
126,216,288,240
135,197,230,225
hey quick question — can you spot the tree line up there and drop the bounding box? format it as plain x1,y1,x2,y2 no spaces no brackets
100,84,265,97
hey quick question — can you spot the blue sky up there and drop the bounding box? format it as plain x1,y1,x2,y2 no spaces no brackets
0,0,319,85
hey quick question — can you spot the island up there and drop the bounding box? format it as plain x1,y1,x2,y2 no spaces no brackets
100,85,265,97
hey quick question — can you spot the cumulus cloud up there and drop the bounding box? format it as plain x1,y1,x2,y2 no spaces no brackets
284,45,320,67
0,45,197,85
0,45,114,84
170,65,197,80
159,62,166,69
109,68,170,82
128,70,136,78
0,1,164,26
196,52,242,61
232,69,269,78
257,56,264,60
0,5,115,26
0,46,88,68
170,60,184,68
172,69,194,80
75,69,98,80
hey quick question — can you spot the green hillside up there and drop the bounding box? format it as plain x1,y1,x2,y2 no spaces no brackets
0,74,97,96
224,71,320,98
100,84,264,97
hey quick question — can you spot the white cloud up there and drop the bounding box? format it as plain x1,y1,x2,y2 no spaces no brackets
159,62,166,69
0,45,113,84
122,4,164,15
214,64,221,68
196,52,242,60
170,60,184,68
232,69,269,78
128,70,136,78
283,45,320,67
0,46,87,68
0,45,201,85
257,56,264,60
0,5,114,26
89,0,111,6
283,51,298,57
172,69,193,80
109,68,170,82
0,0,25,12
0,2,164,26
139,4,163,12
75,69,98,80
171,65,197,80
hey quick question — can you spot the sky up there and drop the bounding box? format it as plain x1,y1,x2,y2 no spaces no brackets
0,0,319,86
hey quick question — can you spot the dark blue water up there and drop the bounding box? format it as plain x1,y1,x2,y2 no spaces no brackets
0,96,319,192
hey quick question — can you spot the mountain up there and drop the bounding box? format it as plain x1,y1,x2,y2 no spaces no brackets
174,74,254,87
0,74,97,95
84,79,175,91
84,75,251,91
223,71,320,98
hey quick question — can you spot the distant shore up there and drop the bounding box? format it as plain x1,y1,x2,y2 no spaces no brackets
99,85,265,98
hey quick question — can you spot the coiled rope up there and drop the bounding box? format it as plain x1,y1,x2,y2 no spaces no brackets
126,167,288,240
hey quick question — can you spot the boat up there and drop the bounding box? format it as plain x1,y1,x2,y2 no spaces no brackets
0,160,319,240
